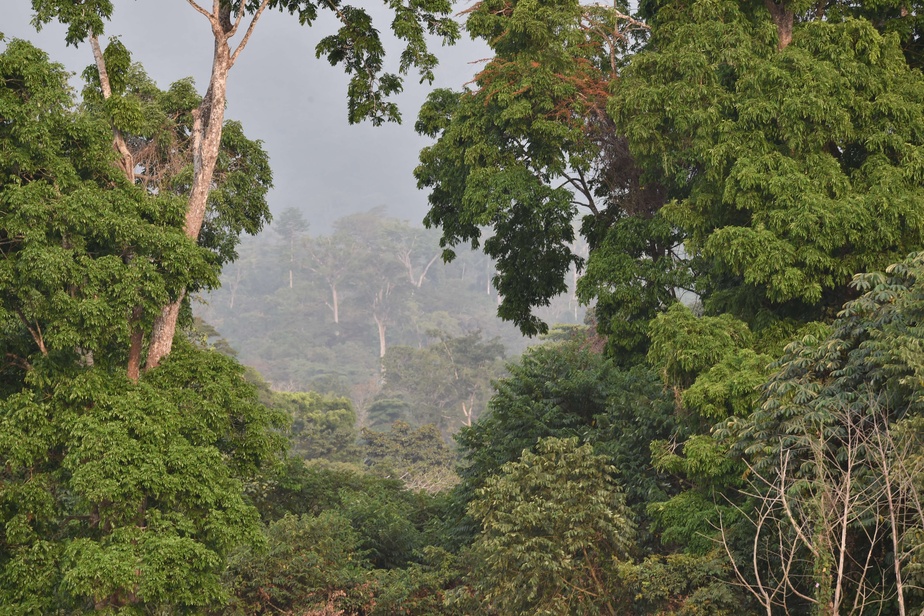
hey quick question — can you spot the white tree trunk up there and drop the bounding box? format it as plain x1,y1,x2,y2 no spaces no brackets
146,14,233,370
145,0,270,370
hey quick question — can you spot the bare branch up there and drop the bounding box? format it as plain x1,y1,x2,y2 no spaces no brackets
230,0,271,66
186,0,215,22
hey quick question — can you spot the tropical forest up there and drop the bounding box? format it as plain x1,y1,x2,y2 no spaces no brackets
4,0,924,614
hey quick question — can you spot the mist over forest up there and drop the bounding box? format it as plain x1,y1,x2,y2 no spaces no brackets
195,207,586,433
8,0,924,614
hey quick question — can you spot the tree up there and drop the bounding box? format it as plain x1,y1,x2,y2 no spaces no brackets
272,390,358,462
0,40,285,612
305,228,361,326
461,437,635,615
613,0,924,330
334,210,417,361
0,39,208,381
77,41,274,379
416,0,650,338
381,330,505,432
273,207,309,289
0,339,284,612
31,0,459,371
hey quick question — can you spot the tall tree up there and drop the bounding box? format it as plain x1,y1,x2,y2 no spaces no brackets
613,0,924,330
273,207,309,289
31,0,459,371
415,0,660,347
0,40,284,611
305,228,360,326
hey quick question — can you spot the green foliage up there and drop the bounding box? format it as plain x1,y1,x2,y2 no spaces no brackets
615,2,924,324
361,421,459,493
224,511,372,615
455,339,616,495
612,552,741,615
245,457,442,568
579,213,692,364
272,390,358,462
226,516,464,616
0,342,285,613
680,348,772,420
462,437,635,615
368,547,464,616
648,304,754,391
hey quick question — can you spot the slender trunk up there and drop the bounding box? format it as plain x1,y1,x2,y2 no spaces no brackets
228,265,244,310
764,0,794,50
289,237,295,288
90,35,135,182
416,252,440,287
331,283,340,323
374,313,387,360
146,27,232,370
92,34,146,380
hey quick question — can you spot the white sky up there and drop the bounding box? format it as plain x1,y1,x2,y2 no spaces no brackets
3,1,487,231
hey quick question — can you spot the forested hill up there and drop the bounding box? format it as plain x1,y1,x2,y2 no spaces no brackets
194,207,585,425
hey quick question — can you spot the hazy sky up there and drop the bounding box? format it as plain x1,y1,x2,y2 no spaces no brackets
3,1,487,231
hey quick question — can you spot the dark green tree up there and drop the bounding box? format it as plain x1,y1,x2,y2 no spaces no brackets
0,40,284,612
415,0,651,340
451,334,677,550
272,390,358,462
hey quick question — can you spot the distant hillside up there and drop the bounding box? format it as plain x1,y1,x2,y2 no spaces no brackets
195,208,586,425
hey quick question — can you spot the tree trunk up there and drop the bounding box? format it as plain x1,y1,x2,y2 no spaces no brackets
91,34,146,380
374,313,387,360
331,283,340,324
145,17,234,370
764,0,794,50
146,294,185,370
127,307,144,381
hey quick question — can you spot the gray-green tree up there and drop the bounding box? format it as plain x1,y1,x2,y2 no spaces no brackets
381,330,505,432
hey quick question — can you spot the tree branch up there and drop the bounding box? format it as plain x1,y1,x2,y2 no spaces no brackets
230,0,271,66
186,0,215,22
